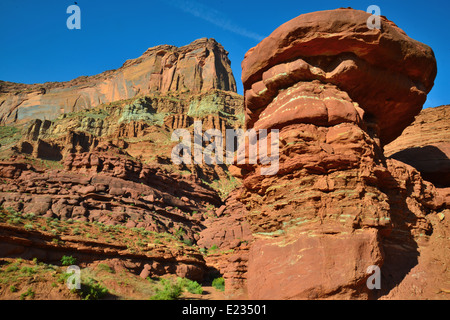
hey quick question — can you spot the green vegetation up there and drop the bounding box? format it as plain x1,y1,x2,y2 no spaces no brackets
119,97,167,125
212,277,225,291
20,288,35,300
180,278,203,295
203,174,241,200
0,125,21,147
187,94,224,117
0,205,212,300
5,264,19,273
76,278,109,300
208,244,219,255
58,108,110,121
150,278,183,300
150,277,203,300
96,263,114,274
0,258,71,299
20,266,37,276
21,156,64,170
174,227,186,239
0,206,196,256
60,255,77,266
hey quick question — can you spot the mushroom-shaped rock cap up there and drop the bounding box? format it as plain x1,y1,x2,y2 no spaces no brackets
241,8,437,145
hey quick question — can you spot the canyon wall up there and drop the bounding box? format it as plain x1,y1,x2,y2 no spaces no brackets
0,38,237,124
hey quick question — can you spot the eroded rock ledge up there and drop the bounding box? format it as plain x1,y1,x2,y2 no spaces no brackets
232,8,447,300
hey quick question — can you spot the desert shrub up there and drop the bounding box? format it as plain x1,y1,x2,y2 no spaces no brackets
150,278,183,300
57,271,72,284
23,213,36,220
208,244,219,254
20,266,36,276
0,126,20,146
5,264,19,272
60,255,76,266
8,217,22,225
212,277,225,291
77,278,109,300
175,227,185,239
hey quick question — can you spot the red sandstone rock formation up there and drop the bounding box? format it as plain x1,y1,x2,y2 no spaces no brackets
241,9,437,146
0,38,237,124
234,8,447,300
385,105,450,189
197,190,253,295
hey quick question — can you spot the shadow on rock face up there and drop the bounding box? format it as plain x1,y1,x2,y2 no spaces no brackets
379,240,419,299
375,166,433,299
389,145,450,188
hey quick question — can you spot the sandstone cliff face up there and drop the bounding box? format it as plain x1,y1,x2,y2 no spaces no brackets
385,105,450,189
241,9,436,146
7,89,244,188
232,8,448,300
0,147,222,282
0,10,448,300
0,38,237,124
0,37,244,299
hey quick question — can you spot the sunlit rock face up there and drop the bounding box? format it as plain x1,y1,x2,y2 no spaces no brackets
235,8,442,300
0,38,237,124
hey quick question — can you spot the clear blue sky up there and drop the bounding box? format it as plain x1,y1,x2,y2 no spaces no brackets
0,0,448,108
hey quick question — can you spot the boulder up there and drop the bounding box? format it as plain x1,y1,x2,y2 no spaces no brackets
241,8,437,145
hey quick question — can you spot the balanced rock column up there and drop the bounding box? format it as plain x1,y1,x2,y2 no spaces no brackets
235,8,439,299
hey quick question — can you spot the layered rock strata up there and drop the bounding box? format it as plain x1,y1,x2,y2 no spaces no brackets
0,38,237,124
385,105,450,189
234,8,446,299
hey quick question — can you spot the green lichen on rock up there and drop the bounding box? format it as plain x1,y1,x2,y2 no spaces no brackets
187,93,224,117
119,97,167,125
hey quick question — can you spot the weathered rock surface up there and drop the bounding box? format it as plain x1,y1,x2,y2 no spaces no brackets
0,221,206,282
385,105,450,188
241,8,437,145
198,190,252,296
0,38,237,124
0,149,221,244
235,8,447,300
13,90,243,161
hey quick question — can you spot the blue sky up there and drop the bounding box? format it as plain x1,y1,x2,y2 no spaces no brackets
0,0,448,108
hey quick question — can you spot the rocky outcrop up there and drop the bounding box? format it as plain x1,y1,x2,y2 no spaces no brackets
241,9,436,146
0,38,237,124
385,105,450,188
0,149,221,244
0,221,207,282
13,90,243,172
0,152,221,282
234,8,446,300
198,190,253,295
